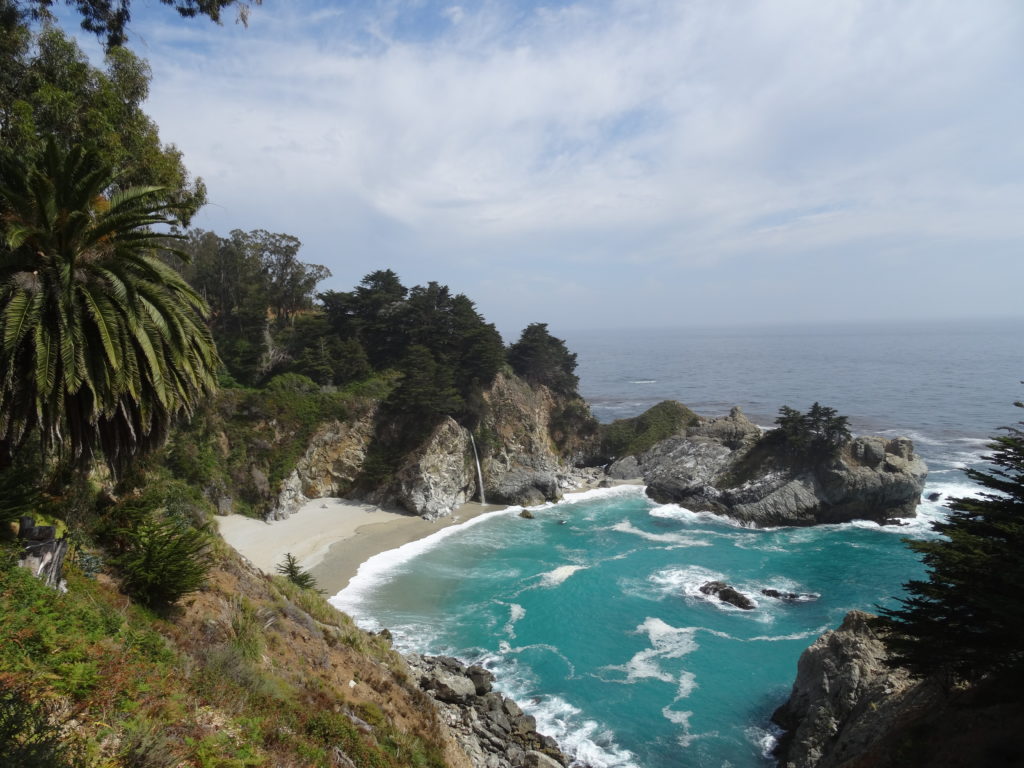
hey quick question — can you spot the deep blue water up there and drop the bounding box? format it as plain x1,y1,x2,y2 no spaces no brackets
334,318,1024,768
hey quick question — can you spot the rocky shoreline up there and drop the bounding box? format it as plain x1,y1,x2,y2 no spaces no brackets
405,653,572,768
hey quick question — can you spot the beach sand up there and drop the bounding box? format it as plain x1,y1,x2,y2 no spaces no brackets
215,498,499,596
217,479,641,597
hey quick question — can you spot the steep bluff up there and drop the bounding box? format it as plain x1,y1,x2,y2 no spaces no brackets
773,611,1024,768
268,371,598,520
609,405,927,526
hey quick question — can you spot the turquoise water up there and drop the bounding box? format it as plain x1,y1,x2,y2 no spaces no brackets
333,320,1024,768
334,488,944,767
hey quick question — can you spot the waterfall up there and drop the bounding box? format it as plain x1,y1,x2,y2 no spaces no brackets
469,433,486,505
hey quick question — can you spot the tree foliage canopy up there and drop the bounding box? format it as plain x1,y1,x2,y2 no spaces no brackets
0,141,218,473
507,322,579,395
16,0,259,48
0,6,207,224
768,402,851,460
881,401,1024,684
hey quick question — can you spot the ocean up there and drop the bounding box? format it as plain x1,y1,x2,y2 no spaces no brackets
333,318,1024,768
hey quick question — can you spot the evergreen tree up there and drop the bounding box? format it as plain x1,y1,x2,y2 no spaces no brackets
507,322,579,395
276,552,319,592
880,400,1024,683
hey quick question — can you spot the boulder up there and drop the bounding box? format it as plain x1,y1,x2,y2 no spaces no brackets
519,509,535,519
489,468,560,507
418,664,477,704
523,751,564,768
467,664,495,695
699,580,755,610
606,455,641,480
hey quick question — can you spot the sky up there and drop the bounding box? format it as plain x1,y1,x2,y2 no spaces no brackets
69,0,1024,338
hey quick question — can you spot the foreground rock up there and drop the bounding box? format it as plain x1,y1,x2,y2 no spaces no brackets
772,611,1024,768
620,405,926,527
407,654,570,768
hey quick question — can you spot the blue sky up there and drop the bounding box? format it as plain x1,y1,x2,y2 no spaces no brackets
70,0,1024,338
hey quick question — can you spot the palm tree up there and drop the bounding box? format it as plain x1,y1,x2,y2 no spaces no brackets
0,140,218,474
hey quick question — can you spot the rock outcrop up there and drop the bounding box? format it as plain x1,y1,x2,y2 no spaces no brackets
407,654,570,768
477,372,598,507
374,417,476,520
772,611,927,768
772,611,1024,768
271,406,379,519
269,371,598,520
628,406,926,526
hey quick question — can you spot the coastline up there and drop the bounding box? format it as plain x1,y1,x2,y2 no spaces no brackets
215,479,642,597
214,498,502,595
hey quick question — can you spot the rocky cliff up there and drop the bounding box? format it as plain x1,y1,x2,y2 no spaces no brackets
268,371,598,520
772,611,1024,768
610,405,927,526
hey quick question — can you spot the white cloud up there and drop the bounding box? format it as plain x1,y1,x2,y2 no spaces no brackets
130,0,1024,332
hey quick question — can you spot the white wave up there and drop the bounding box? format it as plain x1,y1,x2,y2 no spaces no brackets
603,617,700,698
649,565,724,598
481,661,638,768
630,379,657,384
331,507,514,618
676,669,697,699
648,502,771,530
747,626,830,642
610,520,711,548
539,564,589,587
501,602,526,638
748,724,784,759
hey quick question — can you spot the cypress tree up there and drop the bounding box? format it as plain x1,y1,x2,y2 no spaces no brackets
880,400,1024,683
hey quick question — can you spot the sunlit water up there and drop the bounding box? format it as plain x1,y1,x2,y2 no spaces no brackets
334,319,1024,768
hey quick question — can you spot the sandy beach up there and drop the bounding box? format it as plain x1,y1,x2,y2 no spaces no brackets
215,498,499,596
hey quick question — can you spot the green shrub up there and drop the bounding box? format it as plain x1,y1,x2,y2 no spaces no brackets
276,552,320,592
113,515,212,608
599,400,699,460
0,684,84,768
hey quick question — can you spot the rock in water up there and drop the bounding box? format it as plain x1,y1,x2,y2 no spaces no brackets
761,588,819,602
519,509,535,519
699,580,755,610
636,406,928,527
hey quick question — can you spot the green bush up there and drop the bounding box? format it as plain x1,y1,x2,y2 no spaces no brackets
113,515,212,608
599,400,699,460
0,684,84,768
276,552,320,592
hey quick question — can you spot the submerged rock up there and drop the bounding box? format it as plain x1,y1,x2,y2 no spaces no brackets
761,588,819,602
699,580,755,610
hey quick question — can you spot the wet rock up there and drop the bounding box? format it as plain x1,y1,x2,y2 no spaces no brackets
519,509,535,519
699,580,755,610
762,588,819,602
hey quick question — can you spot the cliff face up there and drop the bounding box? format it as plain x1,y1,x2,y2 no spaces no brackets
270,404,379,520
478,372,597,506
617,406,927,527
268,371,598,520
772,612,1024,768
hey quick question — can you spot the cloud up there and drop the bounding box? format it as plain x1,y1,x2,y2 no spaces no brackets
129,0,1024,333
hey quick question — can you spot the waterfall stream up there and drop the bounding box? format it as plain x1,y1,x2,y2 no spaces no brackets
469,433,486,505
